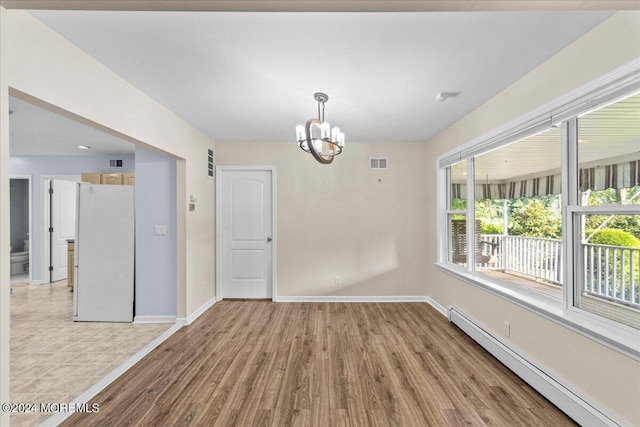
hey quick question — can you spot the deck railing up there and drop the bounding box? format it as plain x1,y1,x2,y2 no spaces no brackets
477,235,639,308
583,243,640,309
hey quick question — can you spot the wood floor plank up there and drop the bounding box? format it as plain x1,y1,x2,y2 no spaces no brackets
62,301,576,427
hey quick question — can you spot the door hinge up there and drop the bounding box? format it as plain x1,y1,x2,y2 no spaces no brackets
49,188,54,194
49,227,54,233
48,266,54,272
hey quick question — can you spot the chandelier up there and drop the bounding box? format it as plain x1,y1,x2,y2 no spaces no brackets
296,92,345,164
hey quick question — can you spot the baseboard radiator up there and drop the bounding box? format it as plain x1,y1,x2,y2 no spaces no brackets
448,307,621,427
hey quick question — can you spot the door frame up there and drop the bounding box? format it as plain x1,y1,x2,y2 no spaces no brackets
42,175,81,284
215,166,277,301
10,175,32,284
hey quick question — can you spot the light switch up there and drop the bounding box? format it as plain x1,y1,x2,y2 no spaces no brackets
154,225,167,236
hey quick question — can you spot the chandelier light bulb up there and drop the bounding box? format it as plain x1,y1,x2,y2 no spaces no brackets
331,127,339,141
296,124,305,142
320,122,331,140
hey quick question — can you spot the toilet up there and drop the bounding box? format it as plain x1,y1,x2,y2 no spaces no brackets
10,252,29,275
10,244,29,275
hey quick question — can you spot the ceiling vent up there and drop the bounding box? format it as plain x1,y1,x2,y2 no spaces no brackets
109,159,124,168
369,157,388,170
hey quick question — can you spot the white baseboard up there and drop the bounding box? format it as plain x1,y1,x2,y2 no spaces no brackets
30,280,41,285
448,306,623,427
425,296,448,317
176,295,218,326
275,296,429,303
42,321,183,427
134,315,176,324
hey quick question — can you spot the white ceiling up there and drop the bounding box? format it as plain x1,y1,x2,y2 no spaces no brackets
9,96,135,156
18,9,612,150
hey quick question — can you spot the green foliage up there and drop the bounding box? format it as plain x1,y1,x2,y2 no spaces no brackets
585,187,640,240
508,200,561,239
481,222,502,234
585,229,640,248
451,198,467,210
585,215,640,240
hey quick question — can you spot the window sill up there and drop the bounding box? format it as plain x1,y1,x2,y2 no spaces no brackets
435,262,640,361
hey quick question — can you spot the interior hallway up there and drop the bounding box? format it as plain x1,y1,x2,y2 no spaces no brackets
10,280,172,427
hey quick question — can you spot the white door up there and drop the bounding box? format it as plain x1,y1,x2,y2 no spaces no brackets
219,169,273,299
50,179,77,282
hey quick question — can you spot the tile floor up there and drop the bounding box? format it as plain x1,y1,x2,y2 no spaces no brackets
10,280,172,427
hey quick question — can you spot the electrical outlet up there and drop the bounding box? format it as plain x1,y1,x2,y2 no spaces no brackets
335,276,341,285
503,321,511,338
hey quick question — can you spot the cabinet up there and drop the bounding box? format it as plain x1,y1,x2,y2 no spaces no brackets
81,173,135,186
67,240,75,289
81,173,101,184
101,173,123,185
122,173,136,186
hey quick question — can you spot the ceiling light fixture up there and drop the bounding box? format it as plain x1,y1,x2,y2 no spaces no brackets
78,145,91,150
436,91,460,102
296,92,345,165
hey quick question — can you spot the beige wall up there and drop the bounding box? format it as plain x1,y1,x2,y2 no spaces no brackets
1,8,11,426
4,11,216,317
0,10,218,409
425,12,640,425
216,142,429,297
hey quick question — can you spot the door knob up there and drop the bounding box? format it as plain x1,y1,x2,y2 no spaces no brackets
267,237,272,242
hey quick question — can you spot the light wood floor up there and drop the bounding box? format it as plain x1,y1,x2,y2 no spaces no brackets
63,301,575,426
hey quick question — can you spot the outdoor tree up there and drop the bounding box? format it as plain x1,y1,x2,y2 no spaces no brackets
585,186,640,239
509,199,561,238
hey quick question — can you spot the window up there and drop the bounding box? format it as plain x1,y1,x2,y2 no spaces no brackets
437,64,640,355
447,160,467,265
473,128,563,299
573,93,640,328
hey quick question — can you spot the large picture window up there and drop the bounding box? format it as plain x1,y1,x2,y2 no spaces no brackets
438,68,640,354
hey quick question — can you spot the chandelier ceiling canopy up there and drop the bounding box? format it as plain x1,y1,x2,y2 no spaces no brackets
296,92,345,165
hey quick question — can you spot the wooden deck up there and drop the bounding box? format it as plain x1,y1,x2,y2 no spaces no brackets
62,300,574,426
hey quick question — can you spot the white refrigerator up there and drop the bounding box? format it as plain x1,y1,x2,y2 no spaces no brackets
73,183,135,322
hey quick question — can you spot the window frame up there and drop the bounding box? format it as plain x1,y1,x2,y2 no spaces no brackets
436,59,640,360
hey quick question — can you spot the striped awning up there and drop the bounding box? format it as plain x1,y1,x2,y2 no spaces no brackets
452,159,640,200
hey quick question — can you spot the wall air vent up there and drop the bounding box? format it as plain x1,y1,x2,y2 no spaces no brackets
109,159,124,168
369,157,388,170
207,148,214,178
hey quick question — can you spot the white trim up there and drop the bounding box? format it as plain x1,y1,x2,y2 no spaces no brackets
425,296,447,317
29,280,41,285
41,321,183,427
216,166,277,301
176,295,217,326
436,262,640,360
274,296,429,303
133,315,176,323
449,307,624,427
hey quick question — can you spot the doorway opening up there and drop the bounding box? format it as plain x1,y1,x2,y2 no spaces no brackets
9,176,31,285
